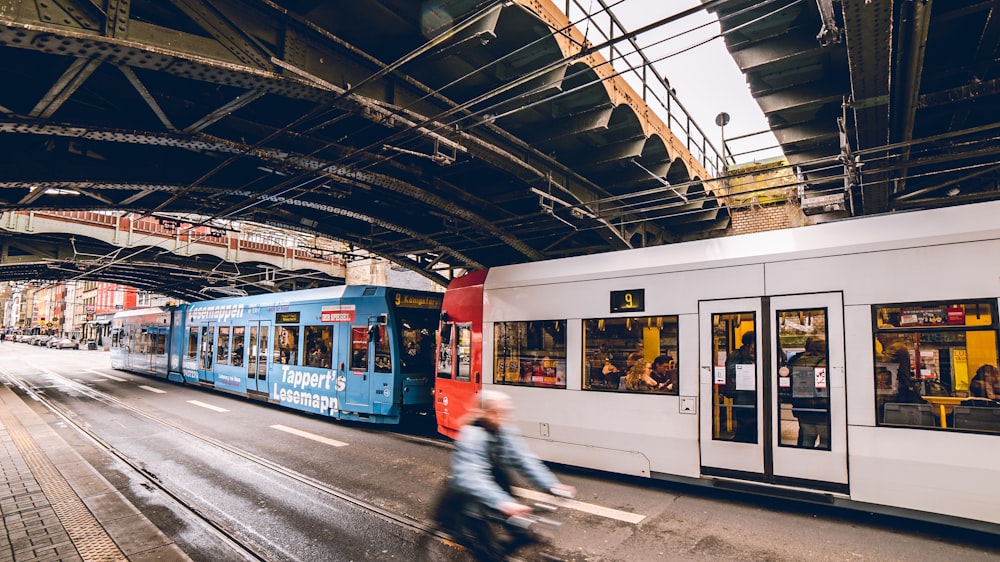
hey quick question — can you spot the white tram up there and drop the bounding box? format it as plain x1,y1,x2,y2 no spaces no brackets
436,200,1000,533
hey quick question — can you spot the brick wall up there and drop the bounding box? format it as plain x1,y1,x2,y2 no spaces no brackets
730,201,808,235
722,158,811,235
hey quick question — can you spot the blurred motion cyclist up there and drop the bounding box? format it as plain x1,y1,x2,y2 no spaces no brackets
432,390,576,561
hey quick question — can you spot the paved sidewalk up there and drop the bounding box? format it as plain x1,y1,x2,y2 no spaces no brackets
0,382,191,561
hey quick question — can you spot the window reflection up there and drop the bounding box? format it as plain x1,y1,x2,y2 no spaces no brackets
583,316,678,393
874,300,1000,433
712,313,756,443
494,321,566,388
777,309,830,450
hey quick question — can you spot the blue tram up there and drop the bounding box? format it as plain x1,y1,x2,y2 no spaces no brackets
110,286,443,424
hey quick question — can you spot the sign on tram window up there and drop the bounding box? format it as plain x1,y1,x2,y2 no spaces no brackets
275,312,300,324
610,289,645,313
321,305,355,323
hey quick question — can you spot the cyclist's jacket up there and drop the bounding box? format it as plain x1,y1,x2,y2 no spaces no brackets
449,418,559,512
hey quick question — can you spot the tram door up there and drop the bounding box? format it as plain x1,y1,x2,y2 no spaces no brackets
198,325,215,383
699,294,848,488
346,324,373,408
434,322,476,435
246,321,271,393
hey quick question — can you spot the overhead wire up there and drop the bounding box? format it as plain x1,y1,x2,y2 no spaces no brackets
124,0,861,278
202,0,765,241
75,1,520,283
36,0,997,290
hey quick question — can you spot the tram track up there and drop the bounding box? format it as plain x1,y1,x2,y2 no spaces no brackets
2,367,447,560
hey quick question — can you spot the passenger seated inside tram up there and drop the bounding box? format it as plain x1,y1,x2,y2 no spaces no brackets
600,360,621,388
961,365,1000,407
625,359,659,392
650,354,676,393
625,342,645,371
889,365,926,405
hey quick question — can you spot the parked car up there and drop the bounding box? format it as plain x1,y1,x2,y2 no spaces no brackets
53,338,80,350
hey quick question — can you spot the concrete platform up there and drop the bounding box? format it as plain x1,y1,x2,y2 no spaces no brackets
0,383,191,561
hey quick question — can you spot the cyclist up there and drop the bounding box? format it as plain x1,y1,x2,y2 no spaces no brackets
433,390,576,561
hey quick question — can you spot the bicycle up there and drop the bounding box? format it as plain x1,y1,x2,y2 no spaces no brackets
419,492,568,561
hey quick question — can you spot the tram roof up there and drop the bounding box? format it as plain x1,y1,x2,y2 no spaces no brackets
481,200,1000,290
183,285,362,308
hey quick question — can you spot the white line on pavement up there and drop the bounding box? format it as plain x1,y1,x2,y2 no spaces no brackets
139,385,166,394
513,486,646,524
86,369,126,381
187,400,229,413
270,424,348,448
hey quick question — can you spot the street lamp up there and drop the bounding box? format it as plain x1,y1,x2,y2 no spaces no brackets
715,112,730,172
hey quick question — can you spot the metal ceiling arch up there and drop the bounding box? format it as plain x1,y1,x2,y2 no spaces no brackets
0,230,345,301
0,0,726,296
707,0,1000,216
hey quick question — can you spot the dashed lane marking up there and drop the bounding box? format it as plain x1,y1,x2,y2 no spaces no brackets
139,385,166,394
187,400,229,413
270,424,348,447
513,486,647,524
86,370,126,382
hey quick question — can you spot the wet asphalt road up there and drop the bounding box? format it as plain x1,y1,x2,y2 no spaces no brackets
2,344,998,561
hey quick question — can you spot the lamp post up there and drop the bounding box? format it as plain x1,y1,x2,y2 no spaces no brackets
715,112,730,173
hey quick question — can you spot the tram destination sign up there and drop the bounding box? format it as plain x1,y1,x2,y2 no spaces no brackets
275,311,300,323
610,289,645,313
394,293,443,309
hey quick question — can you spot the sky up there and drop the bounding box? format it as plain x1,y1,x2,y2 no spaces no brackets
561,0,783,166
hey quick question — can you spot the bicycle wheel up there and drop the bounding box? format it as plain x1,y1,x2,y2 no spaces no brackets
418,528,470,562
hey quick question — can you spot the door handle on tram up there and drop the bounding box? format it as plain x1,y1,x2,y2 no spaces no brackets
476,372,480,383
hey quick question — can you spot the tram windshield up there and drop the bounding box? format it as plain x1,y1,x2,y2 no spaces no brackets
398,313,438,372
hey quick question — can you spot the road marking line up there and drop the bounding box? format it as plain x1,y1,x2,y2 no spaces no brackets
84,369,128,382
187,400,229,413
86,369,127,381
139,385,166,394
513,487,646,524
270,424,348,447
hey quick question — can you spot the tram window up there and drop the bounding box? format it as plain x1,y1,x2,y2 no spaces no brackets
777,309,830,449
137,329,148,353
437,323,454,379
874,300,1000,434
456,324,472,382
374,324,391,373
305,326,333,369
186,328,197,359
493,320,567,388
583,316,679,394
274,326,299,365
351,326,368,370
217,326,230,365
711,313,757,444
156,332,166,355
231,326,245,367
200,327,214,369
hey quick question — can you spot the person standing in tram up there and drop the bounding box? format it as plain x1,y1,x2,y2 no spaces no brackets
725,331,757,443
787,338,829,448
